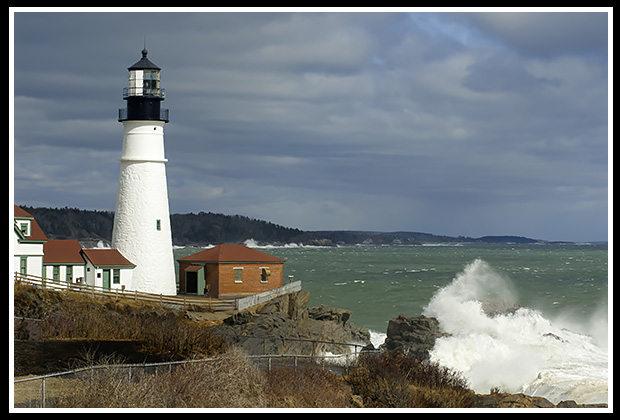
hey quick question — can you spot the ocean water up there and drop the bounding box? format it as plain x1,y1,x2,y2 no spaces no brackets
235,242,609,405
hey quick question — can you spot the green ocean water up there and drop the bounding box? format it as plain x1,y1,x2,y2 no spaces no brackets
262,243,609,334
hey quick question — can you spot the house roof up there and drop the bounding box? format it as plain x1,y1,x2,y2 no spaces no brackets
14,205,48,242
43,239,84,264
177,244,285,264
81,249,136,268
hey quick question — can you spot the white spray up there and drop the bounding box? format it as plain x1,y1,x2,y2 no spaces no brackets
423,259,608,405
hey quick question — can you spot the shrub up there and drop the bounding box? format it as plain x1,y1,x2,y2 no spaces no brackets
344,351,474,408
156,348,267,408
264,366,354,408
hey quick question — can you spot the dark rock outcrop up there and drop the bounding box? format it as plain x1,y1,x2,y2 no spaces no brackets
213,290,371,356
382,314,447,359
472,392,607,408
307,305,351,324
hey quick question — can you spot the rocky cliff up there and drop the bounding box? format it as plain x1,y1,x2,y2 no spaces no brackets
210,290,371,355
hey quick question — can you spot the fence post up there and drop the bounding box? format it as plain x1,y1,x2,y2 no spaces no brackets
41,377,46,408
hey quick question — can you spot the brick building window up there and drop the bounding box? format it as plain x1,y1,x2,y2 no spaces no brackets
260,267,270,283
234,267,243,283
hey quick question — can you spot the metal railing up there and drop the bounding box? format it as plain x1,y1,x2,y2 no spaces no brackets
123,86,165,99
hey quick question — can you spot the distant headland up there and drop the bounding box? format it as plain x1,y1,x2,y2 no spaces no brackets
19,205,567,248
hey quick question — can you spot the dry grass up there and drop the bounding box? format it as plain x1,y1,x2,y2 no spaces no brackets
44,349,475,409
264,366,354,408
49,348,264,408
14,283,228,359
49,348,357,408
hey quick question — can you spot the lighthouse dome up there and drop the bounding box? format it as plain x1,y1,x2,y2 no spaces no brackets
128,48,161,71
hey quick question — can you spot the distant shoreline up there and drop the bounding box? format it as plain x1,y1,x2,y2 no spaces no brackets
18,205,606,248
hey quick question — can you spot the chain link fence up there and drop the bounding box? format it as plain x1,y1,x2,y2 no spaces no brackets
13,336,376,408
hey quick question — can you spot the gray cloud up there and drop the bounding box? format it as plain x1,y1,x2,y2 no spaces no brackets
11,10,609,242
443,12,608,57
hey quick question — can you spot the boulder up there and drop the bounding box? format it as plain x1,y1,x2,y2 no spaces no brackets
223,310,254,326
307,304,351,325
382,314,447,359
478,298,522,317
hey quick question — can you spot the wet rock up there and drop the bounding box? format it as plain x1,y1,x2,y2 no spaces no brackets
478,298,522,316
307,305,351,325
556,400,609,408
473,392,555,408
382,314,447,359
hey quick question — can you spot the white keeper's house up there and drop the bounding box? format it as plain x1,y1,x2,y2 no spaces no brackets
13,205,48,278
42,239,85,283
13,205,136,291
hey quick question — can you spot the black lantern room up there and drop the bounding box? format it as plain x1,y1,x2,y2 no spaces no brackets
118,49,169,122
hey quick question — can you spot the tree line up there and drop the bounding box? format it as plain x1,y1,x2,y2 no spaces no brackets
19,206,303,246
18,206,542,247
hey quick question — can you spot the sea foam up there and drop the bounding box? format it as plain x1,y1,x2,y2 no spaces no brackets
423,259,608,405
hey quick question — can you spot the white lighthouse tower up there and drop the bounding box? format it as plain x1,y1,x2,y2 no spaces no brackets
112,48,176,295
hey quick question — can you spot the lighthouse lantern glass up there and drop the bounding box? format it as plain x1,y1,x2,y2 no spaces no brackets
143,70,161,97
128,69,143,96
128,69,162,97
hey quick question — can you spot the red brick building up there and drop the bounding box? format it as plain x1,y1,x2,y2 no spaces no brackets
177,244,285,298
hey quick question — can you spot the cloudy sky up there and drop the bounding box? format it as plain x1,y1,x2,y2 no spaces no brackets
10,8,610,242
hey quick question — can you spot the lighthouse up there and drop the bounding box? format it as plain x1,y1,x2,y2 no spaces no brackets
112,48,176,295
